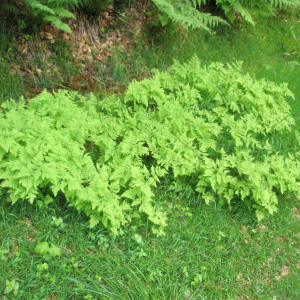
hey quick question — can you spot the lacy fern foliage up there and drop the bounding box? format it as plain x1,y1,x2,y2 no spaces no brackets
215,0,300,25
1,57,300,234
22,0,81,33
152,0,228,32
152,0,300,31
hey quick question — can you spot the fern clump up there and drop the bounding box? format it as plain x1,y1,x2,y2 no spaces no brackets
1,56,300,234
0,0,81,33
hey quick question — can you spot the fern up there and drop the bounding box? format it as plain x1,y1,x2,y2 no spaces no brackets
152,0,300,31
21,0,80,33
215,0,300,25
0,0,22,27
1,0,81,33
152,0,228,32
1,57,300,234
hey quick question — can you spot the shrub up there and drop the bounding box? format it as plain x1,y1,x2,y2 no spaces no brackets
1,56,299,234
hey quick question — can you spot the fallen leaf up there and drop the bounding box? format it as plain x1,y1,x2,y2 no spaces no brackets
281,265,289,276
258,224,266,232
241,225,247,233
45,32,53,39
22,219,32,226
236,273,243,281
36,69,42,76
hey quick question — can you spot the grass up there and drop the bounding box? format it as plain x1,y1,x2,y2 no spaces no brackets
1,183,300,299
1,5,300,300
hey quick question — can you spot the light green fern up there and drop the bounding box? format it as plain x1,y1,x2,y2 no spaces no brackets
1,57,300,234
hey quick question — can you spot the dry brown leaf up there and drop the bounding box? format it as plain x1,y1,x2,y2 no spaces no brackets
241,225,247,233
22,219,32,226
45,32,53,39
258,224,266,232
281,265,289,276
36,69,42,76
237,273,243,281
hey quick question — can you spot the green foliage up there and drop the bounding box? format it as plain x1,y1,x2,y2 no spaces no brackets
77,0,114,16
2,0,299,34
0,0,113,33
0,0,20,16
151,0,300,31
1,56,300,234
4,279,19,296
21,0,81,33
0,0,81,33
151,0,228,32
35,242,62,257
215,0,300,25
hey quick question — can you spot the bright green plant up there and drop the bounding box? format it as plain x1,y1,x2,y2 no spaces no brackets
35,242,62,257
4,279,20,296
1,56,300,235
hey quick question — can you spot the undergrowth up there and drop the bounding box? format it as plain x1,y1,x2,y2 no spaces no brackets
1,4,300,300
1,56,300,235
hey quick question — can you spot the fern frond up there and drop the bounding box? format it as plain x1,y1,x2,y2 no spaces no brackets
24,0,56,15
52,7,76,19
152,0,228,32
216,0,300,25
0,1,20,15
